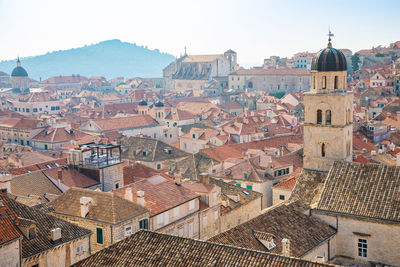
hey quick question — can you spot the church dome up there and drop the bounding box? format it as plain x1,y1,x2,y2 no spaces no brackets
139,99,148,106
11,58,28,77
154,101,164,107
11,66,28,77
311,43,347,72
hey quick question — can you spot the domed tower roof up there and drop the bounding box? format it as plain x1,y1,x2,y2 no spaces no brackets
311,33,347,72
154,101,164,107
138,99,148,106
11,58,28,77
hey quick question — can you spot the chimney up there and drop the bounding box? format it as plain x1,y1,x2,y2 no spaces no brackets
175,171,182,185
80,197,92,218
0,200,6,215
125,187,133,202
221,198,229,207
0,172,12,194
200,173,210,184
282,238,290,257
50,228,62,243
57,169,63,183
137,190,145,207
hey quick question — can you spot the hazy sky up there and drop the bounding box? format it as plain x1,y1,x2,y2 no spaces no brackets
1,0,399,67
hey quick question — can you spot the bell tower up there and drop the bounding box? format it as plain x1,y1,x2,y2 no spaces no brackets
303,32,353,171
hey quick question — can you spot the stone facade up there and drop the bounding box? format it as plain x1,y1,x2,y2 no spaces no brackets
228,69,310,92
303,70,353,171
0,238,21,267
53,212,148,254
312,211,400,266
272,186,291,206
220,195,261,233
22,236,90,267
163,50,237,90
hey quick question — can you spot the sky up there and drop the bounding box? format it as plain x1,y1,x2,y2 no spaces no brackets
0,0,399,67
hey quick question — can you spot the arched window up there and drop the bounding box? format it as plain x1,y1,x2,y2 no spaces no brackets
346,109,351,124
334,76,338,89
248,82,253,89
322,76,327,89
321,143,326,157
326,110,331,125
317,109,322,124
313,76,316,89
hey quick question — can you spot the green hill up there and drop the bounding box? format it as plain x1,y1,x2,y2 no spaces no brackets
0,39,174,80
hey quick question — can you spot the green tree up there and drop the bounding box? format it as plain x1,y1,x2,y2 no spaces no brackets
270,91,286,99
351,53,361,72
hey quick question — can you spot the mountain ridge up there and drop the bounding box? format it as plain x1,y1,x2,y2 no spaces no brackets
0,39,174,80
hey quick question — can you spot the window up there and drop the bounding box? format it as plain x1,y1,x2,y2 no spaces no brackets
142,151,146,157
45,164,51,169
279,195,285,200
192,134,196,139
334,76,338,89
26,108,30,112
44,144,48,150
313,76,316,89
358,239,367,258
326,110,331,125
321,143,326,157
31,264,39,267
157,164,161,170
246,185,253,190
115,183,119,189
96,228,103,244
125,226,132,235
28,228,36,239
243,172,248,179
76,244,84,254
189,200,195,210
139,219,149,229
322,76,326,89
54,162,60,167
317,109,322,124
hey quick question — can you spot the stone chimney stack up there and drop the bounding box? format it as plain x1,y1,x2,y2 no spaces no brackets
57,169,63,185
125,187,133,202
282,238,290,257
80,197,92,218
0,172,12,194
200,173,210,184
137,190,145,207
0,200,6,215
175,171,182,185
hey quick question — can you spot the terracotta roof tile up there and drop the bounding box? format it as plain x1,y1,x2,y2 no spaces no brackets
210,204,336,257
73,230,333,267
114,176,199,216
49,188,149,224
316,161,400,222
